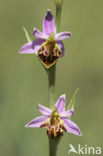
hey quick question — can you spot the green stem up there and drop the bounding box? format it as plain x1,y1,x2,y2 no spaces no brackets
56,6,62,32
47,64,56,108
49,137,60,156
47,2,63,156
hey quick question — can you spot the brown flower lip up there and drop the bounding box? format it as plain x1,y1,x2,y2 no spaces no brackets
38,40,62,68
41,113,66,139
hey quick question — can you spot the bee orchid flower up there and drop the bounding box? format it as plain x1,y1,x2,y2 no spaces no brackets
20,10,72,68
25,95,82,139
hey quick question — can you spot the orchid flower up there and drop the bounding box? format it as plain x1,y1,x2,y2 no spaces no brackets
20,10,72,68
25,95,82,139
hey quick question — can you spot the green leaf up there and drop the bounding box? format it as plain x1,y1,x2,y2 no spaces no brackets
23,26,31,43
68,88,79,110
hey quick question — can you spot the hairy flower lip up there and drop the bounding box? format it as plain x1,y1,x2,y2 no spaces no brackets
38,40,62,68
19,10,72,68
25,94,82,138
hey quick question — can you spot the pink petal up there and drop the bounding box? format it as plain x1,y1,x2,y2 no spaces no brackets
33,28,48,39
60,109,74,117
55,94,66,113
62,118,82,136
38,104,52,116
43,10,56,35
56,41,65,55
55,32,72,41
19,39,45,54
25,116,48,128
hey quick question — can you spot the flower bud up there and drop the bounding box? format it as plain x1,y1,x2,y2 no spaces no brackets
54,0,63,7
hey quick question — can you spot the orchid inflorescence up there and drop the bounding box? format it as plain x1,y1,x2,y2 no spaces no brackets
19,6,82,151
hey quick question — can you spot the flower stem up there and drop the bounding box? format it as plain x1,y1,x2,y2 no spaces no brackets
47,64,56,108
49,137,60,156
56,6,62,32
55,0,63,32
47,2,63,156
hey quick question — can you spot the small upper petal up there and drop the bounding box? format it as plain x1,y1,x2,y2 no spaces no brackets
62,118,82,136
60,109,74,118
38,104,52,116
19,39,45,54
55,94,66,113
33,28,48,39
56,41,65,55
55,32,72,41
25,116,48,128
43,10,56,35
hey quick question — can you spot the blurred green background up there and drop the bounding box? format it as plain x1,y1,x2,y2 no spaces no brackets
0,0,103,156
